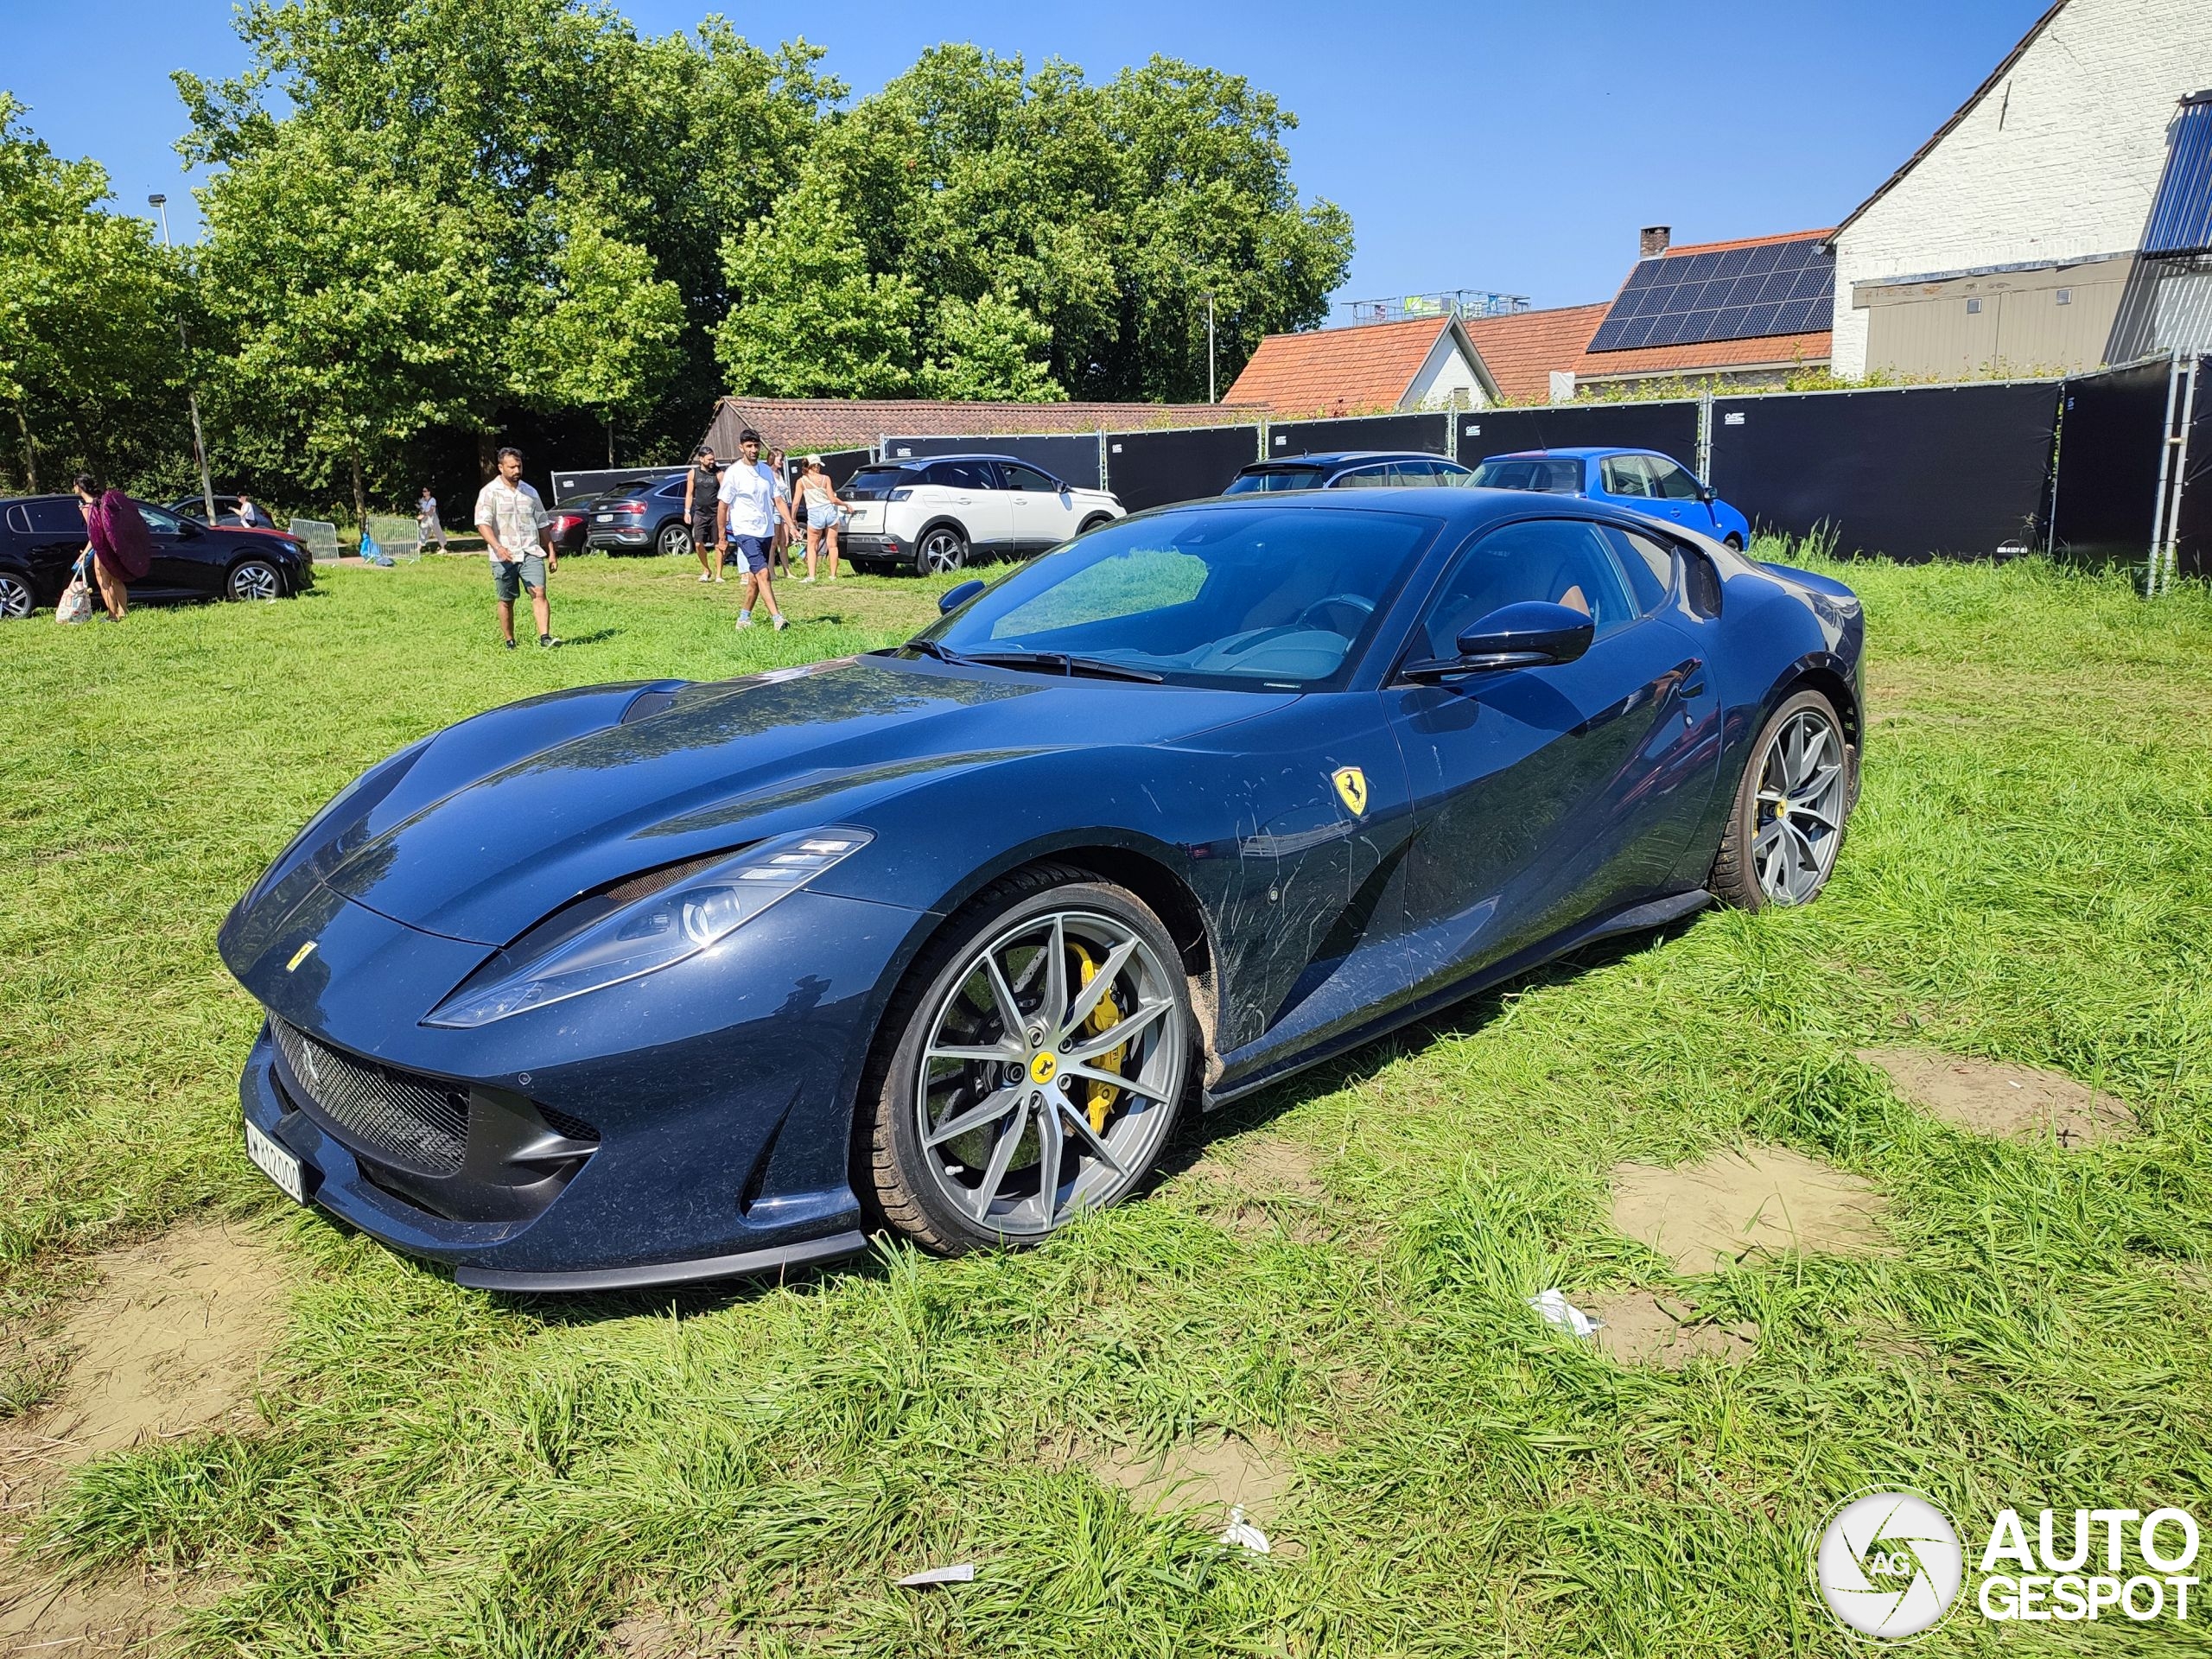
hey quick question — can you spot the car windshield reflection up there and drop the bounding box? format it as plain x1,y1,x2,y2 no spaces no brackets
920,505,1435,690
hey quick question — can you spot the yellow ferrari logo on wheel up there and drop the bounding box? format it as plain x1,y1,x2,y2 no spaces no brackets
1029,1052,1058,1085
1332,766,1369,817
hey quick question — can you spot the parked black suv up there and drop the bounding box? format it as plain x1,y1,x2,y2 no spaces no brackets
0,495,315,617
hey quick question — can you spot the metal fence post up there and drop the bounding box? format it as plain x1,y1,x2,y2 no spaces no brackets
1696,391,1713,480
2146,353,2183,597
2156,357,2197,596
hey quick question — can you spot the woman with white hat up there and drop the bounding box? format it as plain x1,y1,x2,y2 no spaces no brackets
793,454,847,583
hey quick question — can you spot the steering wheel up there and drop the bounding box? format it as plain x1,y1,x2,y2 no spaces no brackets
1297,593,1376,633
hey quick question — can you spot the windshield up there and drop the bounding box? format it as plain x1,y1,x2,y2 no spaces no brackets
1470,457,1584,494
842,466,917,501
920,505,1436,690
1222,465,1328,494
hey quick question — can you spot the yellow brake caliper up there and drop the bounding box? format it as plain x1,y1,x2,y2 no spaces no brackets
1071,944,1126,1133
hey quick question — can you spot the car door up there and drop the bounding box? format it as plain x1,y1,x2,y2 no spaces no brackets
1598,453,1667,521
1382,516,1719,991
1643,454,1722,534
5,498,94,599
926,460,1013,555
1000,461,1082,550
134,501,219,595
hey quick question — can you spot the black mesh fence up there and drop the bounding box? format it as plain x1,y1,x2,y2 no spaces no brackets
1104,425,1262,511
1709,382,2059,561
2176,358,2211,580
2050,359,2177,567
880,433,1102,490
550,465,683,505
1456,402,1700,470
1263,412,1451,459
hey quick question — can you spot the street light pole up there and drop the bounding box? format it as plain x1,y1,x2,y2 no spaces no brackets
149,194,216,523
1205,291,1217,404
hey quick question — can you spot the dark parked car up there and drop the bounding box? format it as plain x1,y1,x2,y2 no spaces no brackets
223,487,1861,1290
582,474,696,557
546,504,590,556
1224,450,1474,493
1,495,313,617
168,493,275,528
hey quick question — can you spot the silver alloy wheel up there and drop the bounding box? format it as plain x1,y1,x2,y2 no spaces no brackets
0,572,31,619
1751,706,1847,905
229,561,281,601
918,528,966,574
914,908,1186,1238
658,523,692,558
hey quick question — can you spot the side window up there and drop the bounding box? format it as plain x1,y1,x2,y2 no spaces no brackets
1433,462,1476,486
1600,526,1675,614
1413,519,1641,662
1334,465,1395,488
1388,461,1441,486
926,461,994,491
24,499,86,534
1601,455,1653,498
1001,462,1058,493
1645,457,1703,501
136,503,185,537
1541,460,1585,494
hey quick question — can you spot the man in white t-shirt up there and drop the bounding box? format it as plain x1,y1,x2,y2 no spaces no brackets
715,427,796,632
474,446,557,649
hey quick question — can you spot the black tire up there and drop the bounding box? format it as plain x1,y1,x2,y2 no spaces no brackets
227,558,283,601
658,522,693,559
861,863,1195,1255
1078,514,1114,535
1710,688,1856,911
1723,533,1745,551
0,569,34,620
916,524,968,575
849,557,887,576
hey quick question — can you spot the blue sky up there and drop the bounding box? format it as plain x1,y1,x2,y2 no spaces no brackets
4,0,2050,311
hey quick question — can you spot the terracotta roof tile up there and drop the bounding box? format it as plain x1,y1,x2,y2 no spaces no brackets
1574,330,1831,380
702,397,1258,454
1459,304,1609,404
1222,317,1453,416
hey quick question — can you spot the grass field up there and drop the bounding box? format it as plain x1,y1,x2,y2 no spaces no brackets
2,546,2209,1656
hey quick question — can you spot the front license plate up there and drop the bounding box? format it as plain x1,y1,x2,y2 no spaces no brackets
245,1122,306,1205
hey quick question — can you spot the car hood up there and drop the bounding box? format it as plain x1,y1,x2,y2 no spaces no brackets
316,656,1268,945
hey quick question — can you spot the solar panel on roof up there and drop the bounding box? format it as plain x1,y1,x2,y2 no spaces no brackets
2144,94,2212,258
1586,236,1835,353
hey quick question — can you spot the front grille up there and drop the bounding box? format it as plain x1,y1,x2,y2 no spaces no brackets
270,1020,469,1175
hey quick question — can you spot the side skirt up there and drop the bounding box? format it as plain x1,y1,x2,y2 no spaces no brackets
1202,887,1713,1110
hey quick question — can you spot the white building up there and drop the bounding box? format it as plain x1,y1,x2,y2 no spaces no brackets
1827,0,2212,379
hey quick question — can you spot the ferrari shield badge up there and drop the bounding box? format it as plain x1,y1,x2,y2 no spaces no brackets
1332,766,1369,817
285,940,319,972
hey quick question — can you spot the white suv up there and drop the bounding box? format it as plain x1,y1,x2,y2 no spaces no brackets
838,454,1124,574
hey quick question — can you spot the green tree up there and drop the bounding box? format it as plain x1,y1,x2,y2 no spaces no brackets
714,206,920,397
508,202,686,463
0,95,190,493
920,291,1065,402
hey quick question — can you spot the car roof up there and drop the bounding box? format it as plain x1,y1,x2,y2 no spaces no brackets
1243,450,1450,468
1176,486,1622,531
1479,447,1669,461
879,454,1035,467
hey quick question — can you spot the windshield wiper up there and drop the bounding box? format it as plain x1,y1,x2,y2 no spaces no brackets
906,638,972,665
963,650,1164,683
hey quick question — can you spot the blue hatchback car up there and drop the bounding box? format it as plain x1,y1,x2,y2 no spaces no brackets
1469,448,1752,549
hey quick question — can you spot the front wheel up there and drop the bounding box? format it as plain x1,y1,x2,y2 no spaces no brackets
1710,690,1854,910
1078,514,1114,534
917,526,968,575
227,559,282,601
863,866,1194,1254
1723,533,1744,551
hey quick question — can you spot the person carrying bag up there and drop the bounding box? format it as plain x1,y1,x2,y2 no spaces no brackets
74,474,152,620
54,555,94,625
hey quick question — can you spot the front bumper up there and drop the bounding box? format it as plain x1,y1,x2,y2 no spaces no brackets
229,881,917,1289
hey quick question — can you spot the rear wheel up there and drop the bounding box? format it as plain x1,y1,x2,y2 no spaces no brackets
658,523,693,559
863,866,1193,1254
227,559,282,601
0,570,33,619
1710,690,1854,910
917,525,968,575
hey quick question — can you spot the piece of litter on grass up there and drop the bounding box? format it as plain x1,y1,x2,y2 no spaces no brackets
1218,1505,1271,1554
1528,1288,1602,1338
895,1564,976,1588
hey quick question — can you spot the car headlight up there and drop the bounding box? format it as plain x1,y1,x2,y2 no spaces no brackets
424,829,873,1028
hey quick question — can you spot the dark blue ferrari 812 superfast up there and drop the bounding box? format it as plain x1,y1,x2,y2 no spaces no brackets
221,489,1863,1289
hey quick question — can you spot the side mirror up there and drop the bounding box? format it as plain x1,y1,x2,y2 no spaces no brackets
1696,483,1716,503
938,578,986,614
1404,601,1594,681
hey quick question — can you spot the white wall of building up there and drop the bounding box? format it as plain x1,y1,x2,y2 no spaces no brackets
1829,0,2212,377
1407,330,1491,410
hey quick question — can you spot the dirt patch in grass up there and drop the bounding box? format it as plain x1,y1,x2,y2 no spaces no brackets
1858,1046,2133,1148
1585,1292,1758,1370
1163,1134,1342,1244
0,1566,199,1656
1610,1146,1892,1275
1091,1430,1295,1531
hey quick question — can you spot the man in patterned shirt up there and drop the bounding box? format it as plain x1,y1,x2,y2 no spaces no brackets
474,446,559,649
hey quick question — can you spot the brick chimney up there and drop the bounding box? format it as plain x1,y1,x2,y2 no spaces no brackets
1639,225,1671,258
